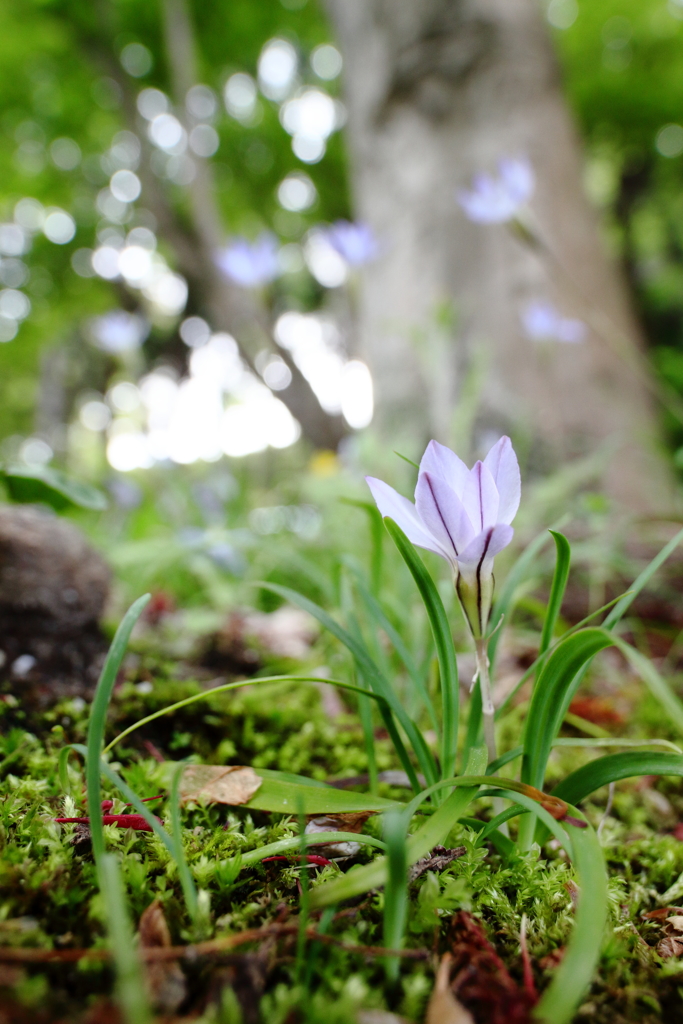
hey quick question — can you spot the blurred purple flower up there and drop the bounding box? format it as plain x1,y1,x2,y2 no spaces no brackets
324,220,378,266
366,436,520,637
521,300,586,344
457,157,535,223
89,311,149,354
215,233,279,287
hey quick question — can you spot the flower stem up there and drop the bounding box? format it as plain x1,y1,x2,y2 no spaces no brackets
475,638,497,764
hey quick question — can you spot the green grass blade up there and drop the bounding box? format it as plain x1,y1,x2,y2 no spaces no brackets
246,774,402,814
383,810,408,981
58,745,75,795
357,688,379,793
521,629,614,790
86,594,151,864
383,518,459,779
553,737,683,753
488,524,561,669
534,824,608,1024
494,593,633,720
309,748,489,909
463,683,483,766
539,531,571,656
346,560,438,731
610,636,683,734
340,499,384,594
602,524,683,631
104,675,394,754
98,853,151,1024
240,831,388,866
552,751,683,805
460,816,516,858
170,763,200,923
258,581,437,787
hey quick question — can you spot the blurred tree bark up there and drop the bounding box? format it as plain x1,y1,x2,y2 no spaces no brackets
327,0,675,511
159,0,346,451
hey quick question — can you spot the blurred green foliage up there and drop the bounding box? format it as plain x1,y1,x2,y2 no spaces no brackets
4,0,683,461
557,0,683,448
0,0,347,442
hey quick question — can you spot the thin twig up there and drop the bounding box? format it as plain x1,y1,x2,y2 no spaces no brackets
0,925,429,964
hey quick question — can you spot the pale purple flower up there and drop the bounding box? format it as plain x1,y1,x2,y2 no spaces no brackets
215,233,279,287
367,437,520,637
323,221,378,266
521,300,586,344
89,311,149,353
457,158,535,224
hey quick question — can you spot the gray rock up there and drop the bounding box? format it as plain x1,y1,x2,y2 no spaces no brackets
0,505,111,706
0,504,110,631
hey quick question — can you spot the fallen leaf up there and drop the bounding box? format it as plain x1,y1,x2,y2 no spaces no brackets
426,954,475,1024
657,935,683,959
178,765,262,806
138,899,186,1013
643,907,683,920
305,811,376,858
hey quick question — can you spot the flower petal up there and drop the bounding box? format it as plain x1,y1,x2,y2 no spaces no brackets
415,472,475,559
418,440,470,497
498,157,535,205
483,436,521,525
365,477,449,560
462,461,499,533
457,524,514,572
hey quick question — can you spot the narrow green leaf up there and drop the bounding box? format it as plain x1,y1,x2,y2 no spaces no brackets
393,450,420,470
247,773,402,814
2,463,108,511
104,675,394,755
494,593,634,720
345,560,438,731
521,629,614,790
309,748,489,910
257,581,437,789
241,831,388,866
383,518,459,779
553,737,683,753
58,745,74,795
539,531,571,656
170,763,200,923
534,824,608,1024
460,816,516,858
86,594,151,864
602,524,683,630
552,751,683,806
340,500,384,594
488,524,561,669
611,636,683,734
98,854,151,1024
383,811,408,980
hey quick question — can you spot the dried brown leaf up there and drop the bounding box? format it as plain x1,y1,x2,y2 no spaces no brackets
305,811,377,858
426,955,475,1024
138,900,186,1013
657,935,683,959
178,765,262,806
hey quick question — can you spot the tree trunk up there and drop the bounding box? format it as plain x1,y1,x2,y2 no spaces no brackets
157,0,347,452
327,0,674,511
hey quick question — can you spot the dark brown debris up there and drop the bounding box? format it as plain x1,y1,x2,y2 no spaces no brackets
445,911,537,1024
409,845,467,883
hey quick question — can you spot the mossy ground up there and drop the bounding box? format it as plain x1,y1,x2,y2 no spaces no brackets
2,636,683,1024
